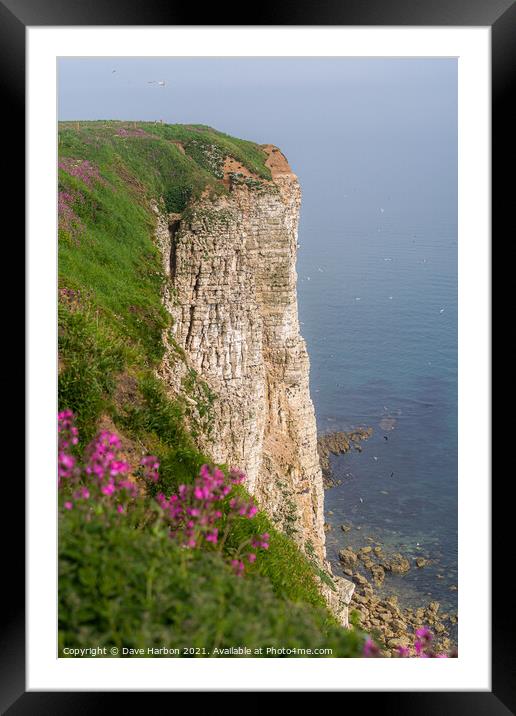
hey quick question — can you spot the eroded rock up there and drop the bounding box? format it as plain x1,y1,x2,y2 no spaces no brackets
382,553,411,574
339,548,358,569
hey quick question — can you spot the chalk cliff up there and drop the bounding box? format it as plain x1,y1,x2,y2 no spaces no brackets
156,145,354,624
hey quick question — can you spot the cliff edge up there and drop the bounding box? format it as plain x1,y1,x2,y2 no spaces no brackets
156,142,354,624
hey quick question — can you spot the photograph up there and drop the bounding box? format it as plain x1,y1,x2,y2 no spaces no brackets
0,2,501,703
56,56,458,660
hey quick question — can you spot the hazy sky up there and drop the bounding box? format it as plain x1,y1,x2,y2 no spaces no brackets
58,57,457,227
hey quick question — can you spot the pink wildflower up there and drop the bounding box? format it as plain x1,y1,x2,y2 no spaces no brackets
57,411,158,518
57,191,85,239
205,529,218,544
415,626,433,656
229,467,246,485
231,559,245,577
363,637,380,658
140,455,160,482
73,487,90,500
59,158,104,189
251,533,270,550
58,452,76,480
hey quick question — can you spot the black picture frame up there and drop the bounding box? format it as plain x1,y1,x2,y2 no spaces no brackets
3,0,506,709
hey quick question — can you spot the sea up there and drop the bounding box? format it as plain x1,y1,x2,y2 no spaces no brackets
297,203,457,615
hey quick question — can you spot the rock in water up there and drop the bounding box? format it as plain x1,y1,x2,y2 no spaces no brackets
371,564,385,585
382,553,411,574
338,548,358,569
317,427,373,485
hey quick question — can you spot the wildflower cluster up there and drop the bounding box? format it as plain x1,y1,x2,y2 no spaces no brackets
58,412,268,577
230,532,270,575
59,287,92,311
140,455,160,483
58,409,79,486
363,626,458,658
59,157,104,189
83,431,136,504
155,464,268,575
116,127,150,138
362,636,380,658
58,190,84,239
58,410,150,514
58,159,105,241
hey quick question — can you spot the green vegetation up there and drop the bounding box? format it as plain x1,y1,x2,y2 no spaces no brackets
115,373,209,492
59,506,362,657
140,122,272,180
225,496,329,608
58,121,362,657
58,304,126,444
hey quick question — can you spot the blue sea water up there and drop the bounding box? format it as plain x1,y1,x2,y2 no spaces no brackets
297,206,457,613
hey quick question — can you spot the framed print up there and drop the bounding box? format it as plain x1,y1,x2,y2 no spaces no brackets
3,0,508,708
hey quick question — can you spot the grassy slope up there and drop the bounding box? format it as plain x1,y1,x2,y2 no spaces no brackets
58,121,362,655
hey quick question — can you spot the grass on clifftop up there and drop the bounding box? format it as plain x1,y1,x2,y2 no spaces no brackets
58,121,361,656
58,121,270,360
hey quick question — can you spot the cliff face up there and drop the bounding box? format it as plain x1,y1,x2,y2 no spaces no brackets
156,145,353,622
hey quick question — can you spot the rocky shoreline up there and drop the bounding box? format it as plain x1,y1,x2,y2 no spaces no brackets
317,428,373,488
337,539,457,656
319,428,457,654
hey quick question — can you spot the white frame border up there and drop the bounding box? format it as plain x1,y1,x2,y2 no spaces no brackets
27,26,490,691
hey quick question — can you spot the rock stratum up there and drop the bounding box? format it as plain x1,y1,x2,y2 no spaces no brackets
155,144,354,624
